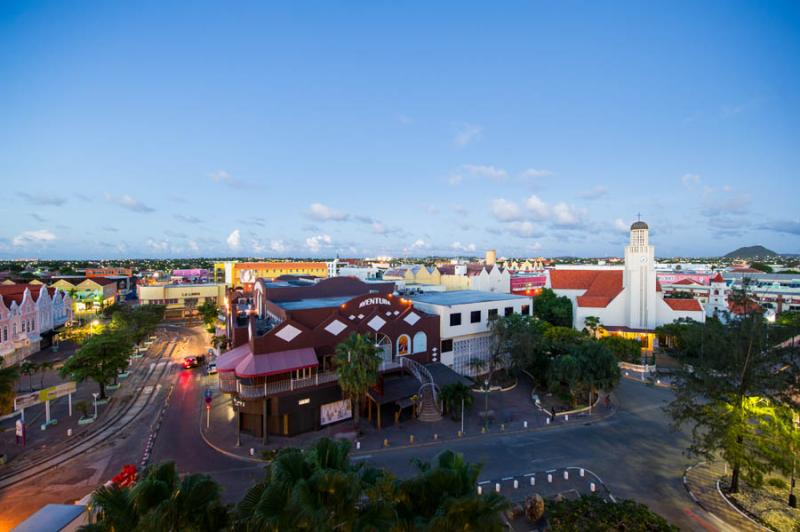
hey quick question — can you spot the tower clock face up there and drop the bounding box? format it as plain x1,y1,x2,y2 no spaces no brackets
640,256,647,264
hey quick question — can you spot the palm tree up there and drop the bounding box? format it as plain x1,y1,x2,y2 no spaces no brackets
0,359,20,415
439,382,474,420
396,449,509,531
334,333,381,429
81,461,228,532
19,361,38,392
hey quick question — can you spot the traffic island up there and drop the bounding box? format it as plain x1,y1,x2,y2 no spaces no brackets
720,475,799,532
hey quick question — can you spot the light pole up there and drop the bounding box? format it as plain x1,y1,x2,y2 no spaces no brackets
92,392,99,419
483,379,489,431
790,412,799,508
461,397,465,435
90,319,99,337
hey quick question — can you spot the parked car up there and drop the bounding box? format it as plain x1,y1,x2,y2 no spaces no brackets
182,356,199,369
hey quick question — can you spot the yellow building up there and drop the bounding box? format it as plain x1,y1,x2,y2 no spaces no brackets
137,283,227,319
383,265,442,285
214,261,329,286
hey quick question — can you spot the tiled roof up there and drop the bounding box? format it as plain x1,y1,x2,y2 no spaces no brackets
711,272,725,283
550,270,624,308
674,278,702,285
656,280,662,292
663,298,702,312
0,284,51,307
728,299,762,315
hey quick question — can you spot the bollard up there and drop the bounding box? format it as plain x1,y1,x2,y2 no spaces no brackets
500,423,505,431
477,485,482,495
530,476,535,486
434,433,438,440
383,438,389,448
356,441,361,450
481,426,487,434
67,428,72,437
546,417,550,425
457,430,463,438
563,470,569,480
513,479,519,489
590,482,596,492
547,473,552,483
495,483,500,493
580,468,585,477
409,434,414,444
249,448,254,456
523,420,528,428
564,414,569,422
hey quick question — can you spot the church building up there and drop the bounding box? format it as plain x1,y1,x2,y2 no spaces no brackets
547,220,705,350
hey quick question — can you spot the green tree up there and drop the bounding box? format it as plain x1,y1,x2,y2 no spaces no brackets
81,461,228,532
233,438,396,531
533,288,573,327
0,358,20,415
667,280,795,493
19,361,38,392
196,300,219,333
582,315,600,337
60,330,131,400
750,262,773,273
396,449,510,531
547,494,677,531
439,382,474,420
334,333,381,429
599,335,642,363
547,354,581,407
38,360,54,389
574,341,620,407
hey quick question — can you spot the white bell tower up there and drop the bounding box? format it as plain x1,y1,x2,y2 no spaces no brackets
624,218,656,329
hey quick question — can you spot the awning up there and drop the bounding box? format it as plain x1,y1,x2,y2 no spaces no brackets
234,347,319,378
216,343,250,372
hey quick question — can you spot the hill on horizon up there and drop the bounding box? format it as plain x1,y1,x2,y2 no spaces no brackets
724,245,780,259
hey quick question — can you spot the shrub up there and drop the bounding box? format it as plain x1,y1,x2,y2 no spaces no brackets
766,477,788,490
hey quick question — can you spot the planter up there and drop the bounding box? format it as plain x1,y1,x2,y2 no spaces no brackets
118,372,129,379
78,416,96,425
106,384,120,391
95,398,109,405
0,453,6,465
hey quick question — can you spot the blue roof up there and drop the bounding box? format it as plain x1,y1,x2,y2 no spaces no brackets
275,295,353,311
13,504,86,532
408,290,529,307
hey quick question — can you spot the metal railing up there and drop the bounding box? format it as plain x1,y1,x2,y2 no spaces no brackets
218,372,238,393
234,370,340,399
401,357,439,411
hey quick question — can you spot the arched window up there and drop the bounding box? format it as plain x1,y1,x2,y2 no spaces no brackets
397,334,410,356
412,331,427,354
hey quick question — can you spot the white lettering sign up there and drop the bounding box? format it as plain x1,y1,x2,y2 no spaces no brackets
358,297,391,308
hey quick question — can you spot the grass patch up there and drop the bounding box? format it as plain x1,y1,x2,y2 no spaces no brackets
722,475,800,532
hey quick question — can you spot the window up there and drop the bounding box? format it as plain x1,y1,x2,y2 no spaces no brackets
470,310,481,323
2,327,6,341
504,306,513,317
488,308,498,319
441,339,453,352
412,331,427,353
449,313,462,326
521,304,530,316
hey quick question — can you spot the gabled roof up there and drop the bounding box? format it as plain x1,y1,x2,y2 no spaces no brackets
674,278,702,286
550,270,624,308
0,284,53,307
711,272,725,283
663,298,703,312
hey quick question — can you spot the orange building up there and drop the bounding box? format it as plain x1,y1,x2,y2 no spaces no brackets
232,262,328,286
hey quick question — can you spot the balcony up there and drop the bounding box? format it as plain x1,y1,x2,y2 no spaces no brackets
232,370,340,399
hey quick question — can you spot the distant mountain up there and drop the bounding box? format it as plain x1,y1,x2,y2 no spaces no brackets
724,245,780,259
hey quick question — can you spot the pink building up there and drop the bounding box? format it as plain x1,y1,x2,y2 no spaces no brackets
655,272,713,286
0,284,72,365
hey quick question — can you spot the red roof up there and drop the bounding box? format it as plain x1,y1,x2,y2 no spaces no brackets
674,278,702,285
663,298,703,312
234,347,319,378
0,284,53,307
711,272,725,283
656,280,662,292
730,267,761,274
550,270,623,308
728,299,762,316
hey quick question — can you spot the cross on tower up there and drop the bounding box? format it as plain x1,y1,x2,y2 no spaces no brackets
636,212,641,222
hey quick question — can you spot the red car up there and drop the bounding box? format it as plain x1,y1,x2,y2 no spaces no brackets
183,356,199,369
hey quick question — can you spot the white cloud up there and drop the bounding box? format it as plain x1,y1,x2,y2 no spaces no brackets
210,170,252,189
306,234,332,253
410,239,429,250
251,240,266,253
146,239,169,253
453,123,482,147
448,174,464,186
270,240,287,253
308,202,349,221
519,168,553,180
507,221,537,237
613,218,629,233
491,198,523,222
462,164,507,181
578,185,608,200
529,241,543,251
17,192,67,206
701,188,751,216
525,195,550,219
226,229,241,250
451,241,477,252
105,193,155,213
681,174,701,188
552,202,581,226
188,240,200,252
371,222,388,234
12,229,56,247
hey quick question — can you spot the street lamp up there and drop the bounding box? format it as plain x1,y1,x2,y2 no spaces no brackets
91,319,99,337
790,412,799,508
92,392,99,419
483,379,489,431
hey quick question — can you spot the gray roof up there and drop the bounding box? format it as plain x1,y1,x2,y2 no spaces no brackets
408,290,529,307
631,220,648,230
13,504,87,532
274,295,353,311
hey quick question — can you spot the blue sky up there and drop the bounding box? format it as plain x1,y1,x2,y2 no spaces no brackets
1,1,799,259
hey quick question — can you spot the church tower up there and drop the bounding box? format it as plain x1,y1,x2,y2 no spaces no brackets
624,220,657,329
706,272,729,318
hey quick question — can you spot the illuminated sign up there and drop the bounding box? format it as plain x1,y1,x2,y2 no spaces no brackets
358,297,391,308
298,398,311,405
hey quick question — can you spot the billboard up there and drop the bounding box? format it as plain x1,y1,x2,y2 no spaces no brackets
15,381,77,410
320,398,352,426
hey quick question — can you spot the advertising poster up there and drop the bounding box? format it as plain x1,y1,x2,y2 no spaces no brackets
320,398,352,426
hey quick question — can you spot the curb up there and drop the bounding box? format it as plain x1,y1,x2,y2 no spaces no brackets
198,399,264,464
682,462,705,509
715,479,770,531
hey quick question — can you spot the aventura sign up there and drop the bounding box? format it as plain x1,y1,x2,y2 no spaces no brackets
358,297,391,308
14,381,77,410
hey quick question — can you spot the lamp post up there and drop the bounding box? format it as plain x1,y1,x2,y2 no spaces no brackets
90,319,99,337
92,392,99,419
790,412,799,508
483,379,489,431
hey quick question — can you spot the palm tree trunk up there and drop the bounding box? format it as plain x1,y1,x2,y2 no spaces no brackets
99,382,106,400
730,465,740,493
352,397,360,428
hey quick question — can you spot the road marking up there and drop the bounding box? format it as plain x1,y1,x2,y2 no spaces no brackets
351,454,373,461
142,386,153,395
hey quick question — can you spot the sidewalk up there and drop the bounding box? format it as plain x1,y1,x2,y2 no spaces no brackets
684,461,766,531
201,375,617,461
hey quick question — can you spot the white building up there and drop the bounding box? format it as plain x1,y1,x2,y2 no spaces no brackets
1,285,72,364
408,290,532,375
548,221,705,349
